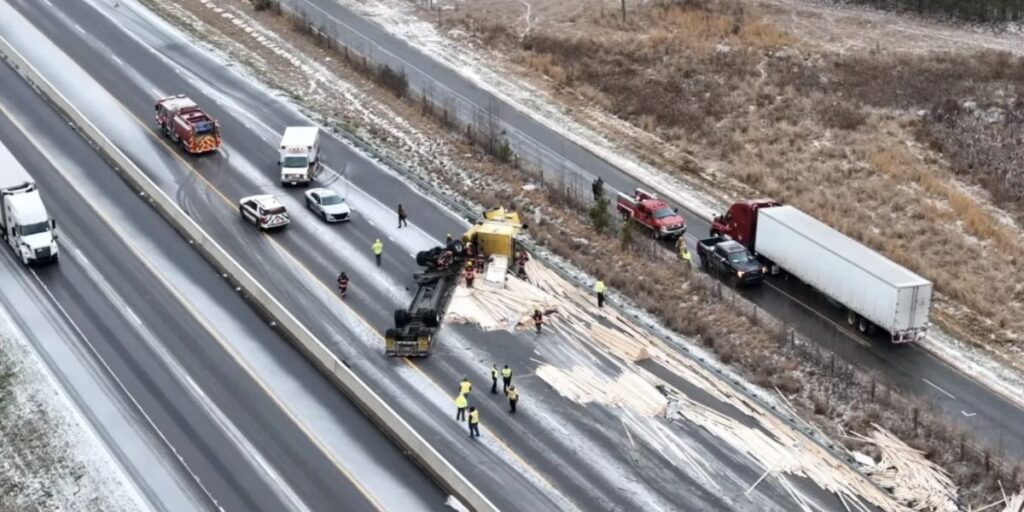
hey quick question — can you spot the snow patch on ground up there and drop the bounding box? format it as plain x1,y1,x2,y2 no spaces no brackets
0,303,145,511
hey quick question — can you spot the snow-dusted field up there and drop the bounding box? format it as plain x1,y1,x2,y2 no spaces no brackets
0,300,144,511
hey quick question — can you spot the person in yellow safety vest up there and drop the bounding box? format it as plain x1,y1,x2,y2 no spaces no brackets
490,365,499,394
455,393,468,421
594,280,607,309
464,262,476,288
468,407,480,437
459,377,472,396
501,365,512,394
676,238,692,263
372,239,384,267
507,385,519,414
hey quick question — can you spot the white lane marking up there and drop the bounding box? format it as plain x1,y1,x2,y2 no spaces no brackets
43,0,53,6
151,87,163,98
111,55,124,66
961,411,977,418
387,236,394,242
408,252,415,258
73,23,86,34
762,281,871,348
27,268,222,511
922,378,956,400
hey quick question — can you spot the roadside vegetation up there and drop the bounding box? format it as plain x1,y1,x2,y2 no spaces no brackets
443,0,1024,354
140,0,1024,505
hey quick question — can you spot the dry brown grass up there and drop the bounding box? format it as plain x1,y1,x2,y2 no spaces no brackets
451,0,1024,347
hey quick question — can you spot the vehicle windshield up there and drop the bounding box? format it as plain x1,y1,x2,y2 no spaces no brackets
283,155,309,168
194,120,216,135
653,207,676,219
320,195,343,206
728,251,753,264
18,222,49,236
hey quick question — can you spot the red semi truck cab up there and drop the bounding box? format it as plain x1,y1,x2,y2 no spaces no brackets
155,95,221,154
710,199,782,251
616,188,687,239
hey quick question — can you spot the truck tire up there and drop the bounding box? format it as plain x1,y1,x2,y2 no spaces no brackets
857,317,869,334
847,310,857,327
423,308,440,328
384,328,398,340
394,309,411,328
447,240,464,255
416,247,442,267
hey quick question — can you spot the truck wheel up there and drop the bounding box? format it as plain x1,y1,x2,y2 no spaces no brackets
857,317,869,334
21,252,29,266
384,328,398,340
847,310,857,327
394,309,411,328
423,309,440,328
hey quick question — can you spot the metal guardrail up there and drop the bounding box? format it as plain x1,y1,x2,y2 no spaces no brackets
0,33,498,512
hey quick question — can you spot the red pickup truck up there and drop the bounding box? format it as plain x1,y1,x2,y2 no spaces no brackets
616,188,686,240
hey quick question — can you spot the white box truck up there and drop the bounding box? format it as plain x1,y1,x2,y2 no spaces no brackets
0,141,58,265
278,126,321,186
711,201,931,343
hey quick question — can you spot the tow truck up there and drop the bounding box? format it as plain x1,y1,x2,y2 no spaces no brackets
385,208,525,357
154,95,221,154
616,188,686,240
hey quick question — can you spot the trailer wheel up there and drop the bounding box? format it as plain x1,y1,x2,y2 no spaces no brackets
847,310,857,326
857,317,869,334
394,309,411,328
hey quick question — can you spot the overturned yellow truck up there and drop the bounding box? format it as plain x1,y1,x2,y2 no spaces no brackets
385,208,525,357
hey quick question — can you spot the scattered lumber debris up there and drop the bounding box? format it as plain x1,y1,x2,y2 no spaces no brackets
851,426,958,512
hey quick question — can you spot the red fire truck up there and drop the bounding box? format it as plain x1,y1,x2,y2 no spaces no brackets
154,95,221,154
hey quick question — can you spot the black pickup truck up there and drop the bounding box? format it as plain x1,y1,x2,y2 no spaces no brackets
696,236,765,287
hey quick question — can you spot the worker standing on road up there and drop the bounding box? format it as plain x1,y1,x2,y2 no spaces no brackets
468,407,480,437
594,280,607,308
397,204,408,228
464,262,476,288
501,365,512,394
337,271,350,298
446,233,453,245
372,239,384,267
507,385,519,414
532,308,543,334
459,376,473,396
455,392,468,421
491,365,499,394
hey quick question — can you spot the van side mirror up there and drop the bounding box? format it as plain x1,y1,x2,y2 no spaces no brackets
673,207,679,214
49,219,56,230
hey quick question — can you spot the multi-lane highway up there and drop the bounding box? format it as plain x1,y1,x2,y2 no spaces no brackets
0,0,891,510
0,39,447,512
284,0,1024,460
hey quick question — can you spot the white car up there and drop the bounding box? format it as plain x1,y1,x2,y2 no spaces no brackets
304,188,351,223
239,194,289,230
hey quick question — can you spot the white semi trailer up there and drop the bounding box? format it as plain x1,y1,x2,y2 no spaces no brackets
711,200,931,343
0,141,58,265
755,206,931,342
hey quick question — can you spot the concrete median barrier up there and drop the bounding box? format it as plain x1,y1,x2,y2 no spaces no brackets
0,34,497,512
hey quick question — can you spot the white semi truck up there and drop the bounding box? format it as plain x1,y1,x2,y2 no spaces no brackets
712,201,931,343
278,126,321,186
0,141,58,265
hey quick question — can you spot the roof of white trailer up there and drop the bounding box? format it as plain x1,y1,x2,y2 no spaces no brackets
760,205,931,288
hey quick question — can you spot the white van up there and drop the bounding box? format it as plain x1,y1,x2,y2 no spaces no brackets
279,126,321,186
0,141,58,265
